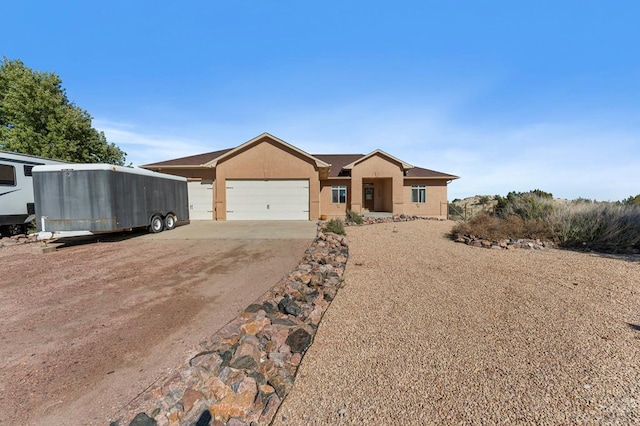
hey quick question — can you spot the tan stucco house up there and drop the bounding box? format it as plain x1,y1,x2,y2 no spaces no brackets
141,132,459,221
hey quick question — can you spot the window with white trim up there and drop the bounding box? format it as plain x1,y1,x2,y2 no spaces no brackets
411,185,426,203
332,185,347,203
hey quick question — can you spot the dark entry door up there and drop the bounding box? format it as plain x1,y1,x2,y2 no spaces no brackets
364,187,374,210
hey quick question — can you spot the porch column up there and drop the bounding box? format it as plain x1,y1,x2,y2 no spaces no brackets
351,176,363,213
392,176,404,214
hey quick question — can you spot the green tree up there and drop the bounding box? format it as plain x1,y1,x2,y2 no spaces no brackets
622,194,640,205
0,58,126,165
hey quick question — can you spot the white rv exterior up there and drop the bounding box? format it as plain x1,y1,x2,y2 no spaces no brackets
0,151,67,236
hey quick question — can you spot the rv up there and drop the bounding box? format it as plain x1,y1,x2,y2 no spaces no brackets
0,151,67,236
33,163,189,239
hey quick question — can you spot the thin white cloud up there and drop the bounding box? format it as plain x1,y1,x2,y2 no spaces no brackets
94,119,215,166
95,100,640,202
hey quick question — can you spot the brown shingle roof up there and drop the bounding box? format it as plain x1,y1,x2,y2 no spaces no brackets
313,154,364,177
405,167,459,179
142,148,233,167
143,147,458,180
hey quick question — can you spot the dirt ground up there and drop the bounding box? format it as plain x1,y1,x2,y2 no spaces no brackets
276,220,640,424
0,231,311,425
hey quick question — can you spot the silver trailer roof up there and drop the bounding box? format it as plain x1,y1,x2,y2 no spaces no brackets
0,150,68,164
32,164,187,182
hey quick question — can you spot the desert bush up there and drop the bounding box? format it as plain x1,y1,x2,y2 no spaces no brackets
495,191,555,221
452,212,554,241
547,203,640,251
346,209,364,225
324,218,345,235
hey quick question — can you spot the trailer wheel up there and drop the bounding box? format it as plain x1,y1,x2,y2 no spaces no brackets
164,214,177,230
149,215,164,233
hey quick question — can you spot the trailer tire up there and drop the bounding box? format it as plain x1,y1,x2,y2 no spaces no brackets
149,215,164,233
164,214,177,230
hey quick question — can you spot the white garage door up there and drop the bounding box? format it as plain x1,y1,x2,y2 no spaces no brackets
226,180,309,220
187,180,213,220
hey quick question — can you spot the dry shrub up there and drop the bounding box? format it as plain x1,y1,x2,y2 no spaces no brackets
452,212,553,241
452,201,640,253
547,203,640,252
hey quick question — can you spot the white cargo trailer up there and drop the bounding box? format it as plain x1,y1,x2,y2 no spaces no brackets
0,151,67,236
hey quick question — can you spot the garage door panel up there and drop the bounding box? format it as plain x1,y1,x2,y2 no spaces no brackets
188,180,213,220
226,180,309,220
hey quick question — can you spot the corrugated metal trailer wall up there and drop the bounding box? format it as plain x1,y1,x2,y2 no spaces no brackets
34,165,188,233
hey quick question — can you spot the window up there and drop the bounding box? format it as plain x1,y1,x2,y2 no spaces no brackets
0,164,16,186
332,185,347,203
411,185,426,203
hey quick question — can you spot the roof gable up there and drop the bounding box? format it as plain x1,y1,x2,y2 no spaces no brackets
206,133,330,168
343,149,413,170
313,154,364,177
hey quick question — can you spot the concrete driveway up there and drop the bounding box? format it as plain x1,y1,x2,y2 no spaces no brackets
143,220,318,240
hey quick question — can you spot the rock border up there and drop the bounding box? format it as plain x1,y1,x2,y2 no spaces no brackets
452,233,553,250
113,223,349,426
0,233,38,248
345,214,447,226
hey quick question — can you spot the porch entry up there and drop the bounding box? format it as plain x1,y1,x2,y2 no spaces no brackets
361,178,392,213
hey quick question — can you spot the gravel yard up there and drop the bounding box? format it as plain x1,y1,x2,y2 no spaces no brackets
275,220,640,425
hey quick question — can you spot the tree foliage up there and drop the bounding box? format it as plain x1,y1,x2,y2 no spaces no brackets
0,58,126,165
494,189,554,221
622,194,640,205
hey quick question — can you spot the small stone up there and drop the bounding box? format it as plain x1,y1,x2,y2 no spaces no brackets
290,353,302,366
240,317,270,335
271,317,297,327
245,304,263,313
278,344,291,354
278,295,301,316
129,412,157,426
268,352,288,367
203,376,232,401
230,336,261,370
258,384,275,396
258,394,281,424
286,328,312,353
268,374,294,398
298,274,312,284
181,388,206,413
261,301,276,314
209,390,256,422
230,355,257,370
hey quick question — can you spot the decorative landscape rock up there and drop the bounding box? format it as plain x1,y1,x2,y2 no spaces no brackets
345,214,447,226
0,233,38,248
452,233,552,250
113,222,349,426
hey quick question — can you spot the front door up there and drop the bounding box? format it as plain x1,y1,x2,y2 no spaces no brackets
364,187,375,211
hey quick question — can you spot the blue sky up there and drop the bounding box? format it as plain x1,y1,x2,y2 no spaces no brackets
3,1,639,201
